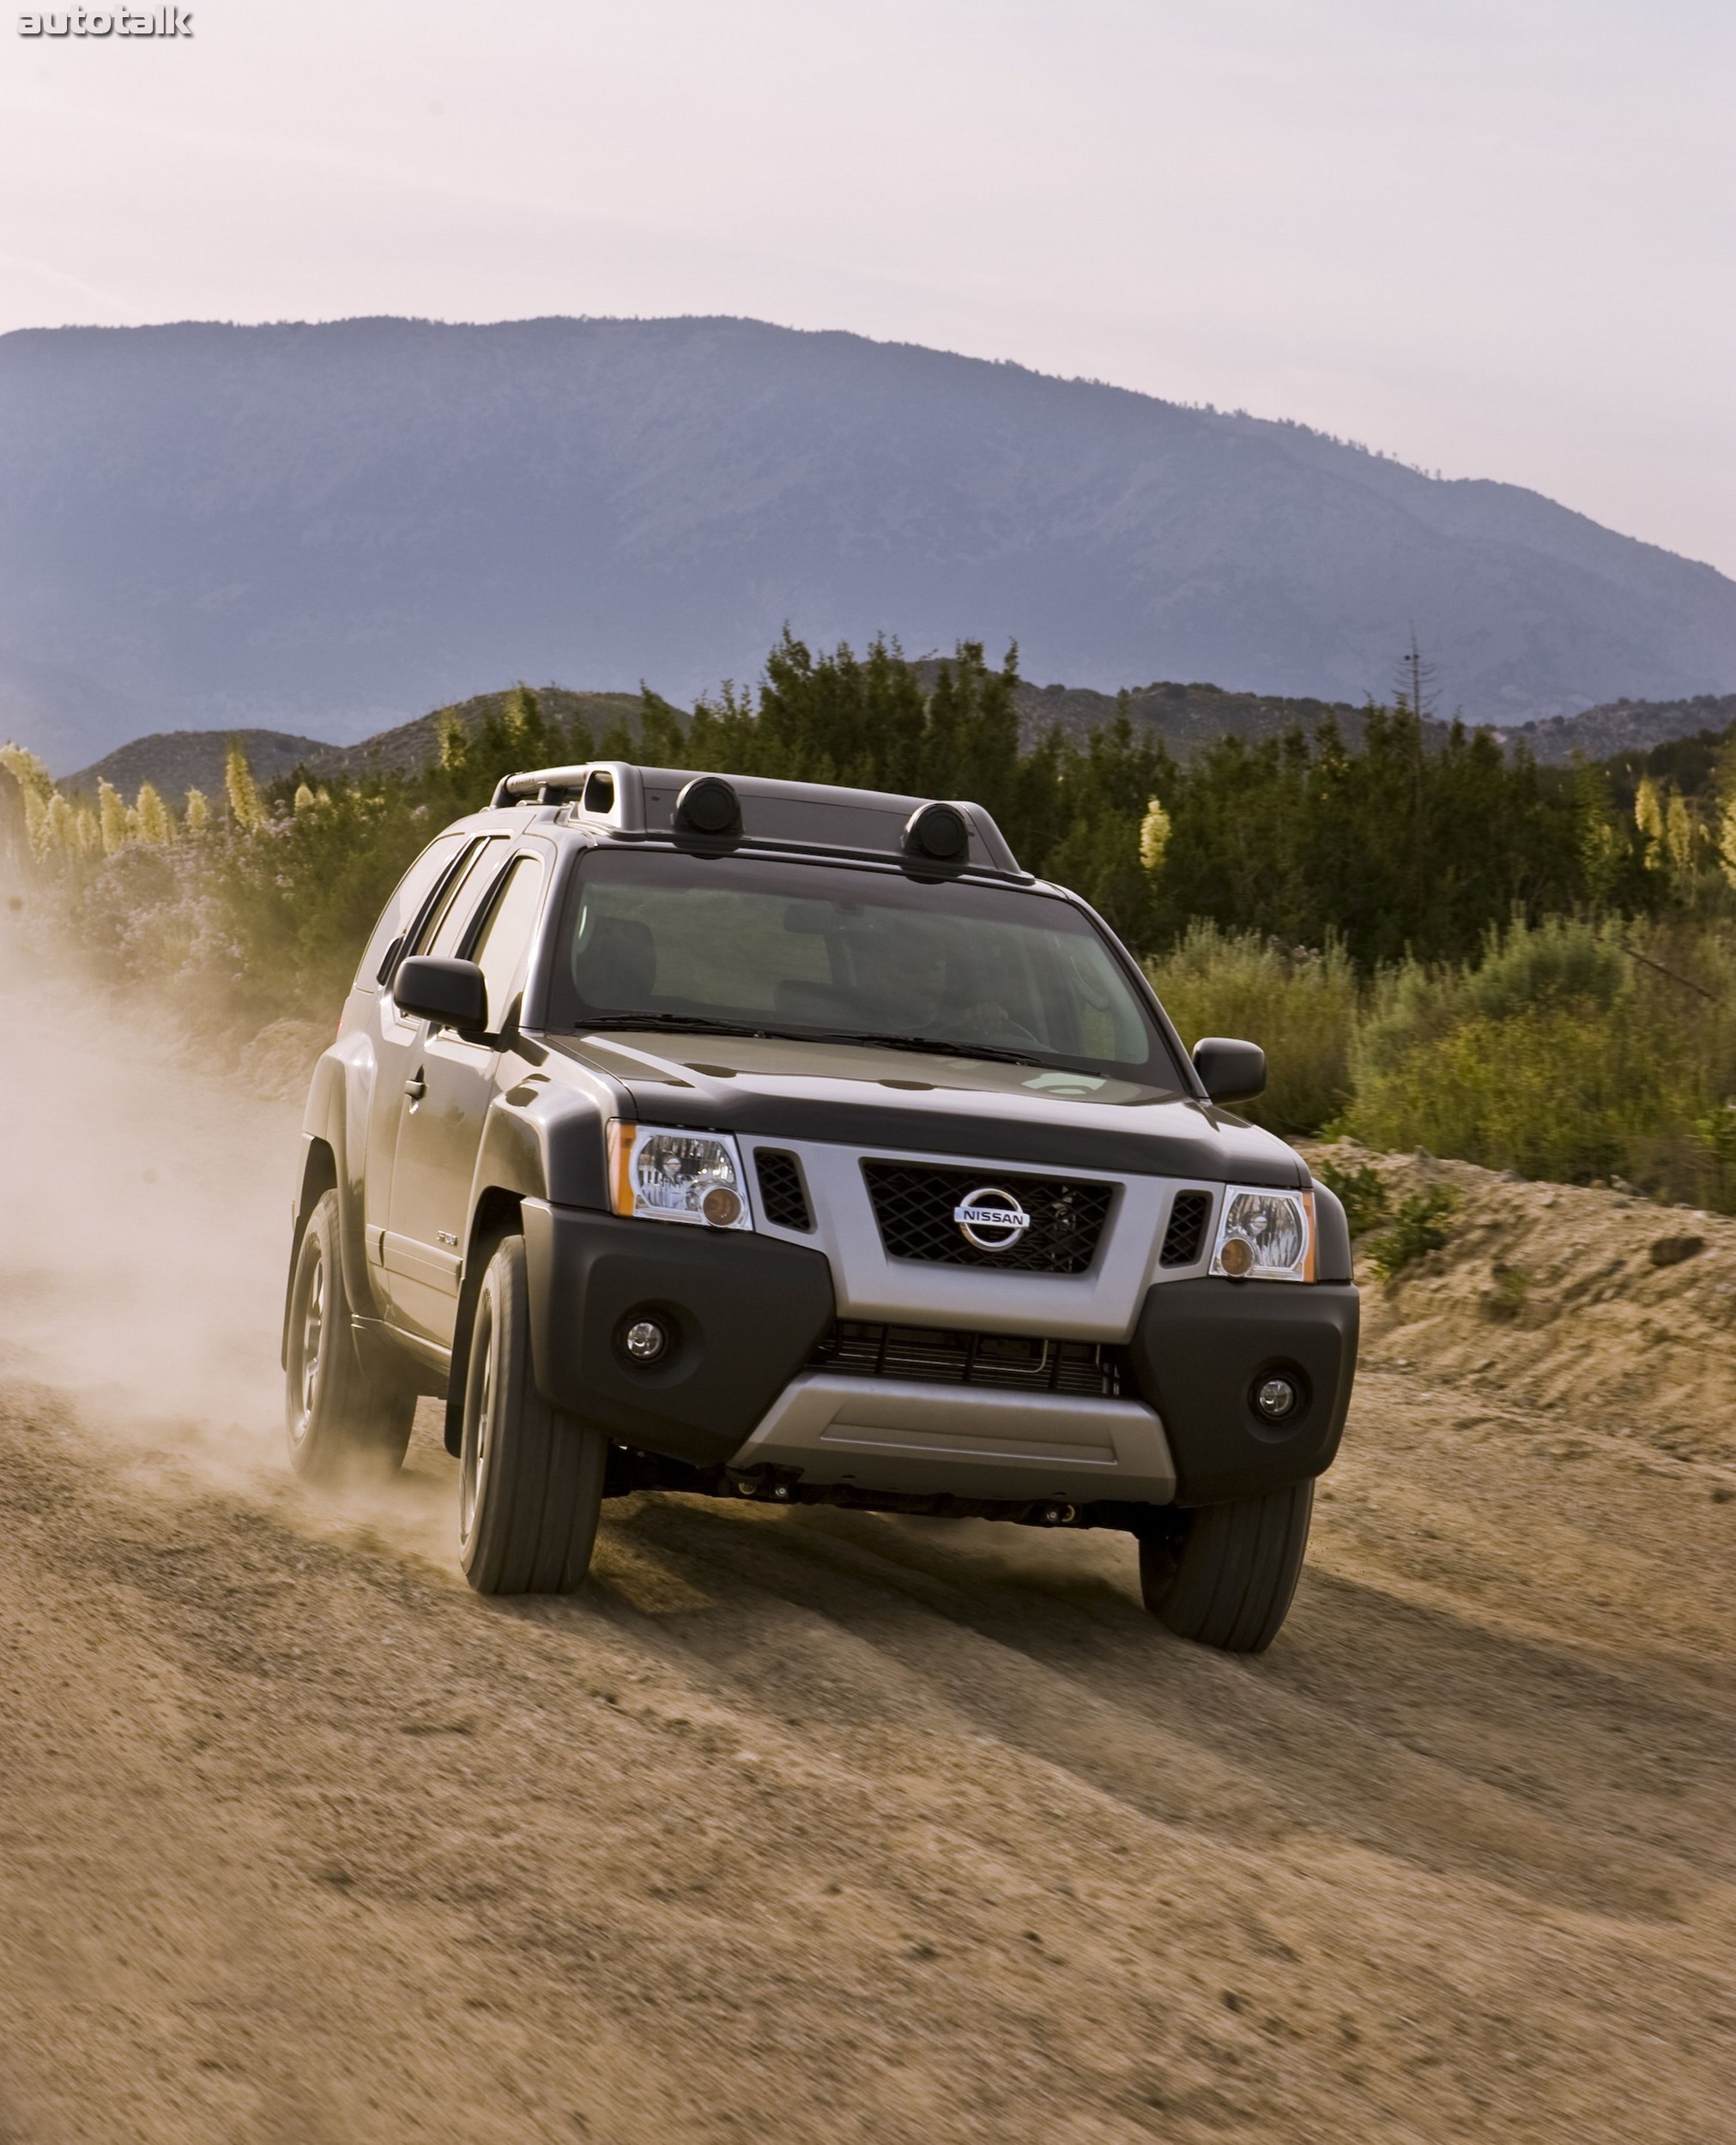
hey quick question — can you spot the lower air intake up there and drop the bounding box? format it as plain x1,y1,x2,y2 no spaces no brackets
808,1320,1122,1398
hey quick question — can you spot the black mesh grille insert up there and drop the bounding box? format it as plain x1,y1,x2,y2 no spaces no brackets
754,1149,813,1232
862,1161,1113,1275
808,1320,1122,1398
1160,1188,1213,1266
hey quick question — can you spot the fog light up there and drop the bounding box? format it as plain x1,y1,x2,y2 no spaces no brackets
623,1318,668,1363
701,1185,742,1228
1254,1375,1298,1423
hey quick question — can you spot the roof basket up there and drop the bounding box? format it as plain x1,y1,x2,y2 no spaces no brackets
488,761,1026,877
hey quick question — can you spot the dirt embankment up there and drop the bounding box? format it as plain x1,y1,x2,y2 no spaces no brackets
1311,1140,1736,1472
1,920,1733,2144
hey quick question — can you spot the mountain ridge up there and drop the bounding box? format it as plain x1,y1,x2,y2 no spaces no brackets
4,314,1733,768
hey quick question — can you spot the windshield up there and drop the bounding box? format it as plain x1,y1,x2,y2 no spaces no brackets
542,849,1179,1084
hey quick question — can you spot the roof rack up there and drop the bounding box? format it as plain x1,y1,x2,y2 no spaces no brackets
489,761,1026,877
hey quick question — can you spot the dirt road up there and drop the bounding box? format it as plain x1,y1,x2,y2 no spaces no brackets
2,926,1733,2143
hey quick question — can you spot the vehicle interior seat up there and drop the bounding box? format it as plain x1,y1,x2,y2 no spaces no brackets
572,915,657,1009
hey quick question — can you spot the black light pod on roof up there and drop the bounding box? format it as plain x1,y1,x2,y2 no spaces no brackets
902,801,970,863
674,775,742,837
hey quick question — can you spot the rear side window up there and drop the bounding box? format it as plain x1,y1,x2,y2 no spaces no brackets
468,856,547,1032
415,836,511,959
354,833,469,991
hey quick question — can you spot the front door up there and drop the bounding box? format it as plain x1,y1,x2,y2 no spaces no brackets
382,1029,500,1345
367,833,511,1332
384,852,548,1349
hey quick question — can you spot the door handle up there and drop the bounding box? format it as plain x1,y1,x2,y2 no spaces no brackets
403,1077,426,1099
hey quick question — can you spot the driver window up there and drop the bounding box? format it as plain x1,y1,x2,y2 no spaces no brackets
468,856,547,1032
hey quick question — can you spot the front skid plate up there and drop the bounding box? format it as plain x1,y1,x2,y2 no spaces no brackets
729,1373,1176,1503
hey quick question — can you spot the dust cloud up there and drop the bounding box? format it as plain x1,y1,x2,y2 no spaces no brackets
0,913,290,1435
0,903,458,1558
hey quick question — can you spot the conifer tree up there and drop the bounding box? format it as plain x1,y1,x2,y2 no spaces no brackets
1393,633,1439,722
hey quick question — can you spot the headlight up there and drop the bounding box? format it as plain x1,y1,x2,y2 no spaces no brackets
1210,1187,1316,1282
607,1122,753,1230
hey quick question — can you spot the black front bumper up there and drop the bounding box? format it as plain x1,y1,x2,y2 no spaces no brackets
520,1201,836,1465
520,1202,1357,1506
1128,1278,1359,1506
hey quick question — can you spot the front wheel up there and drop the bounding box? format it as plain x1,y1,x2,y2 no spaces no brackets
459,1233,607,1595
285,1190,416,1480
1138,1481,1314,1653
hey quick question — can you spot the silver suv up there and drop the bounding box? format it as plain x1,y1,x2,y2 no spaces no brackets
283,763,1357,1652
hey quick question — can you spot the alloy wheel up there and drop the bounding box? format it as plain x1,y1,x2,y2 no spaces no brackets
460,1294,495,1546
293,1246,325,1451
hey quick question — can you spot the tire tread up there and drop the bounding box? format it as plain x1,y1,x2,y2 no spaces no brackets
286,1191,415,1479
461,1234,604,1597
1141,1481,1313,1653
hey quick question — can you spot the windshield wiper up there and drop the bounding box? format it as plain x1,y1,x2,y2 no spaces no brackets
800,1029,1051,1069
577,1013,1055,1071
578,1013,777,1038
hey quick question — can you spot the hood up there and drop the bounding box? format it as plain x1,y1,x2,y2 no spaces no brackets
539,1030,1306,1187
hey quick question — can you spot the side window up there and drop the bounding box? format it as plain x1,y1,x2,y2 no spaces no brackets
468,857,547,1033
354,832,469,990
414,836,510,960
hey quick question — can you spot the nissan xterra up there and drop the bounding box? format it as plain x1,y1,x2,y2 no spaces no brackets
283,764,1358,1652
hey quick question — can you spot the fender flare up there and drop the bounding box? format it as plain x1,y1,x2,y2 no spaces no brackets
443,1103,557,1453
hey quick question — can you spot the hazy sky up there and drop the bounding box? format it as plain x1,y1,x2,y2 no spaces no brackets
3,1,1731,572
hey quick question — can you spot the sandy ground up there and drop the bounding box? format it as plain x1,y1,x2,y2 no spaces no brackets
1,917,1733,2144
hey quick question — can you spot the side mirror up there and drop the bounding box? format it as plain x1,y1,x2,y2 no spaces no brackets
1193,1036,1266,1104
393,954,487,1030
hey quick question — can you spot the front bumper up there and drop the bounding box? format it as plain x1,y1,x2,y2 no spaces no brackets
522,1201,1357,1508
729,1278,1358,1508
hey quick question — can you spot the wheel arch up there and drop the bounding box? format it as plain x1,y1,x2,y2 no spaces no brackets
281,1136,340,1369
293,1042,379,1328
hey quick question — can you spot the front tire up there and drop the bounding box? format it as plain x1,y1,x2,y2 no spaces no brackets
285,1190,416,1480
459,1233,607,1595
1139,1482,1314,1653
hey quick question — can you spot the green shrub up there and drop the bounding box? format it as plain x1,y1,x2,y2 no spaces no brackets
1461,912,1626,1021
1343,913,1736,1206
1367,1187,1460,1279
1312,1157,1389,1236
1482,1263,1528,1320
1347,1004,1647,1185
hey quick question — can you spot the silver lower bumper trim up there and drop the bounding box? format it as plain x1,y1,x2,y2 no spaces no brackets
729,1374,1176,1504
